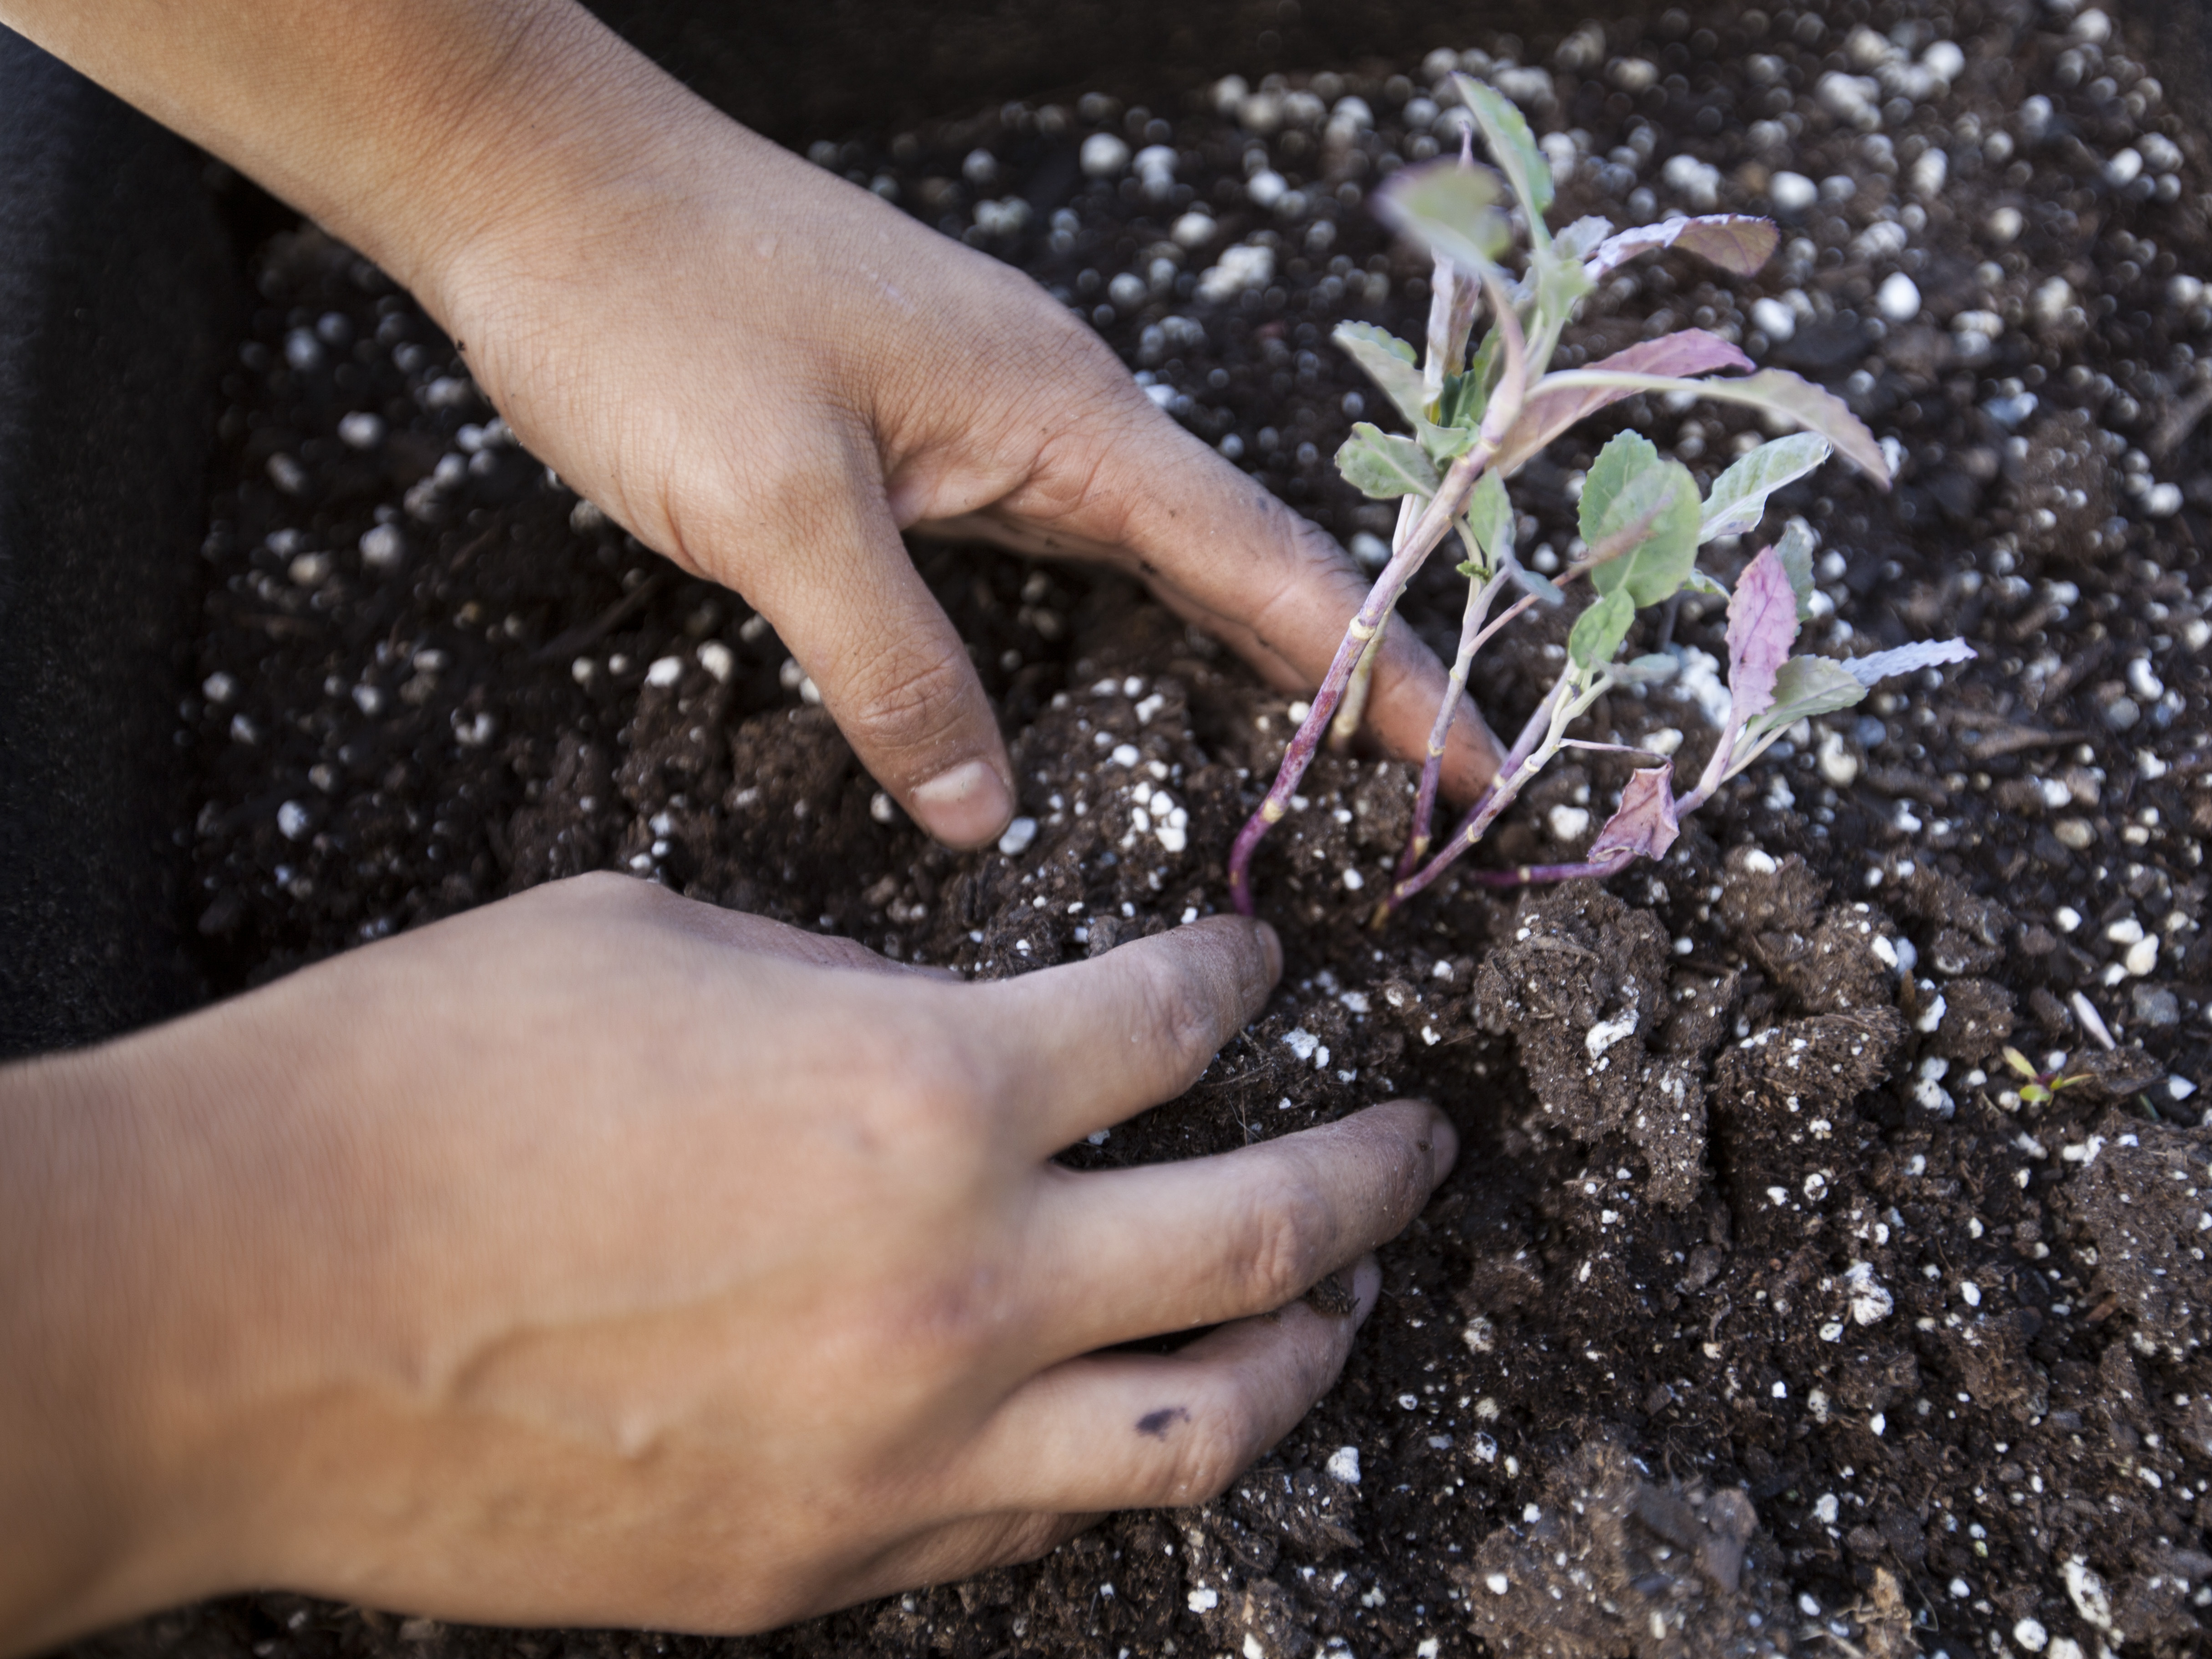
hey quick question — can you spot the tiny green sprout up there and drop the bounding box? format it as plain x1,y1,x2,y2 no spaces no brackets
1227,74,1977,924
2001,1046,2088,1104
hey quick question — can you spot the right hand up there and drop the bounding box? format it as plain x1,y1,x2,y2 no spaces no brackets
2,874,1456,1649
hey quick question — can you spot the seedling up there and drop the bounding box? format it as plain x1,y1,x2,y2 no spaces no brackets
1227,77,1974,923
2000,1046,2089,1106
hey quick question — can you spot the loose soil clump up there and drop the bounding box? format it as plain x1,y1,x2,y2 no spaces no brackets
82,1,2212,1656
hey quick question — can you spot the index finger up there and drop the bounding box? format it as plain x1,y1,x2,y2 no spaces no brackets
913,391,1502,802
964,916,1281,1152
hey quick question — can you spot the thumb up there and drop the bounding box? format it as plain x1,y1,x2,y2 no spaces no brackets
742,466,1016,851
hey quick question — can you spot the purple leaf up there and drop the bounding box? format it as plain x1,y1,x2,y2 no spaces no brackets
1841,638,1978,685
1725,544,1801,724
1587,765,1681,865
1586,214,1781,281
1495,332,1754,474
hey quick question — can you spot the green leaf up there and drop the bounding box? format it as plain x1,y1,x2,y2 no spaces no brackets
1578,432,1660,544
1773,519,1817,619
1419,419,1479,464
1463,472,1512,565
1438,368,1488,431
1697,369,1888,484
1449,74,1554,220
1610,653,1680,685
1336,424,1439,500
1507,560,1565,606
1686,568,1730,598
1555,215,1614,261
1700,433,1832,542
1568,587,1635,669
1580,436,1701,607
1535,254,1595,327
1747,654,1867,735
1333,322,1433,427
1374,159,1510,277
1465,327,1502,394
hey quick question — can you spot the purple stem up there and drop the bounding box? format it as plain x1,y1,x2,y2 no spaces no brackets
1368,674,1570,923
1226,462,1484,914
1454,848,1637,888
1231,281,1529,916
1671,712,1743,817
1395,580,1538,883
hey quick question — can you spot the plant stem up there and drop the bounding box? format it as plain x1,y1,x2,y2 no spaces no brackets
1370,667,1607,922
1328,494,1419,752
1452,849,1637,888
1325,617,1388,753
1672,712,1745,817
1395,575,1536,881
1424,251,1481,399
1230,277,1528,917
1226,457,1487,914
1333,251,1478,759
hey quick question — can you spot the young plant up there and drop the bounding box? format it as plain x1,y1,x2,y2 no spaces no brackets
2000,1046,2089,1106
1226,75,1974,923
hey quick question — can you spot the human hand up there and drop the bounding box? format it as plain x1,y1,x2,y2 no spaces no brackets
3,0,1502,845
400,8,1503,848
0,875,1457,1648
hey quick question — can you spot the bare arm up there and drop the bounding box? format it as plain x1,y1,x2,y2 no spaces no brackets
3,0,1497,847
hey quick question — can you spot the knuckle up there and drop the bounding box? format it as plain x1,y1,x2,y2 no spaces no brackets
1230,1172,1335,1310
1157,1388,1262,1504
1129,958,1231,1082
1014,422,1128,541
842,643,981,765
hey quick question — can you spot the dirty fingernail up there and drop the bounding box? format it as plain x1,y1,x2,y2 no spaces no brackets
910,759,1013,848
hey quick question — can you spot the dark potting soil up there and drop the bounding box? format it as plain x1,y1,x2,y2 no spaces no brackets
77,1,2212,1655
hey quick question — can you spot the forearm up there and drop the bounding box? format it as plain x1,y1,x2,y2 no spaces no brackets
0,1042,215,1654
0,0,705,327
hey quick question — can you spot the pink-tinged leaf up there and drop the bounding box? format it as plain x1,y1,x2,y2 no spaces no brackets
1495,332,1754,474
1586,214,1781,281
1587,765,1681,865
1725,544,1801,724
1842,638,1978,685
1717,369,1890,485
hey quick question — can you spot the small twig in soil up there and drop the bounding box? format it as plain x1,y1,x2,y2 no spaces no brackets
444,524,501,574
2030,638,2108,707
530,570,669,664
2148,362,2212,461
1962,724,2079,763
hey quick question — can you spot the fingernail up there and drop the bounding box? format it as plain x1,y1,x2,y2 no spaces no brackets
909,759,1013,849
1351,1255,1384,1325
1254,920,1283,983
1425,1110,1461,1184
